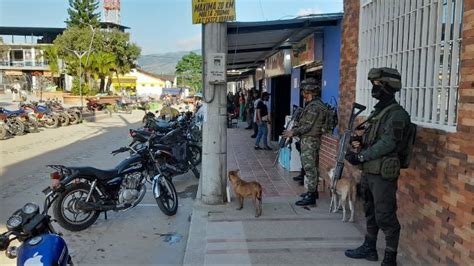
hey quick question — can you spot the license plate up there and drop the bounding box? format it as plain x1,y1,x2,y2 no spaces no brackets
42,187,52,195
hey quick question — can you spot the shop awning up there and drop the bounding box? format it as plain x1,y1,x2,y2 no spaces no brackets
227,13,343,72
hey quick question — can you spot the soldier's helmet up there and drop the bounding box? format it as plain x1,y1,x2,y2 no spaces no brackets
300,78,321,94
368,67,402,93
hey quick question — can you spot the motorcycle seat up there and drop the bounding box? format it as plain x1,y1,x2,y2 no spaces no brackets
68,167,118,180
1,109,25,115
152,144,173,152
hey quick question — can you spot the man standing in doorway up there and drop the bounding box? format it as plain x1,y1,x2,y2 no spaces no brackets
251,91,261,138
344,68,410,266
254,91,272,150
283,78,325,206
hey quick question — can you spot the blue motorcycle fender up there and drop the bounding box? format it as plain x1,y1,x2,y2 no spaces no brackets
17,234,69,266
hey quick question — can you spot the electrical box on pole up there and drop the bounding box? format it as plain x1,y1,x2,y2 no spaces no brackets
207,53,226,85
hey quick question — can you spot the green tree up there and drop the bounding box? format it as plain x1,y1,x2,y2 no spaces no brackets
100,30,141,90
53,27,141,93
42,46,60,76
89,51,116,92
66,0,100,28
175,52,202,94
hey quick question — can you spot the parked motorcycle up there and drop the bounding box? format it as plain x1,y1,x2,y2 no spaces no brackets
0,107,38,135
112,99,133,114
0,201,73,265
19,103,60,128
130,124,201,179
45,100,80,125
86,98,106,112
45,133,179,232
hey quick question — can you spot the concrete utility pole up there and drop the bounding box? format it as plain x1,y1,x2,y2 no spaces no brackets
200,23,228,205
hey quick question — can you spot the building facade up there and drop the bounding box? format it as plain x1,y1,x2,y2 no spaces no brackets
111,68,175,97
331,0,473,264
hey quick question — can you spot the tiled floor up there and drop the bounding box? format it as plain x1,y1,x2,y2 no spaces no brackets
227,124,306,198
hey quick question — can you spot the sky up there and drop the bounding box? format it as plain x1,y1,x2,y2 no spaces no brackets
0,0,343,55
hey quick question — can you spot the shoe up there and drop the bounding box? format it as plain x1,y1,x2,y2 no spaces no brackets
298,179,304,186
292,175,304,182
264,146,272,150
251,135,256,138
345,236,379,261
245,126,252,129
254,146,262,150
381,250,397,266
295,192,316,206
300,191,319,199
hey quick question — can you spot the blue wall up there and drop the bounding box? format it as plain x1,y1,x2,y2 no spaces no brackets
321,20,341,106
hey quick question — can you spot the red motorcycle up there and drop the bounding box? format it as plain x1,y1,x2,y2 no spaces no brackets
86,98,106,112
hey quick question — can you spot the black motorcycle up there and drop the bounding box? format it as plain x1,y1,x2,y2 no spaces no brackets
45,134,178,232
130,126,201,179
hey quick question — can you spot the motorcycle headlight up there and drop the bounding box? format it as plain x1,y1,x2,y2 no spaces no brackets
22,202,39,215
6,215,22,231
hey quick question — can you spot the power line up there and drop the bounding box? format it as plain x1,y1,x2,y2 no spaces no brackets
258,0,266,21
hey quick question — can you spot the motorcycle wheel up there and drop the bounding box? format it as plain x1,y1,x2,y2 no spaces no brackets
53,183,100,231
188,144,202,167
59,112,70,126
154,177,178,216
9,117,25,135
26,119,39,133
43,114,60,128
75,110,83,123
69,111,80,125
0,125,8,140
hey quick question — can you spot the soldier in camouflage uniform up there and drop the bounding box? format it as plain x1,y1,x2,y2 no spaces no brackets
283,78,326,206
344,68,411,266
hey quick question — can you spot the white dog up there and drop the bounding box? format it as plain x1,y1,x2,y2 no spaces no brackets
328,168,356,222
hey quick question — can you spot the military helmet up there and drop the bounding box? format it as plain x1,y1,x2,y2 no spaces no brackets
368,67,402,93
300,78,321,94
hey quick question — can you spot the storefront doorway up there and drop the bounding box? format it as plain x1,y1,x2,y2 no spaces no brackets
270,75,291,141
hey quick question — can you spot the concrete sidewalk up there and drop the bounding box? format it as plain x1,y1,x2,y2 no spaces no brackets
183,125,390,265
184,124,414,265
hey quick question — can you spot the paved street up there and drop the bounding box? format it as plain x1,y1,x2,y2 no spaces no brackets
0,112,198,265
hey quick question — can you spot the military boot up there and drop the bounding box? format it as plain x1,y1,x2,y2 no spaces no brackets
300,191,319,199
345,236,378,261
381,250,397,266
295,192,316,206
292,171,304,182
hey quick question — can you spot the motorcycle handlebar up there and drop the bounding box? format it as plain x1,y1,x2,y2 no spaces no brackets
111,147,129,155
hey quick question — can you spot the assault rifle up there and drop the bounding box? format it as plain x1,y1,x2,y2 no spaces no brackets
332,103,366,183
279,105,304,148
273,105,303,166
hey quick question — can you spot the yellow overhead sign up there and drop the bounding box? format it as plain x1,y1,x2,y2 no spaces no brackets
192,0,236,24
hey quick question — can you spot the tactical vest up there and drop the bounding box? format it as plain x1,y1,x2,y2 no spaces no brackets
361,103,403,179
299,99,327,137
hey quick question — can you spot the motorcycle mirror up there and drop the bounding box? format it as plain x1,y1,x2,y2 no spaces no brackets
6,246,17,259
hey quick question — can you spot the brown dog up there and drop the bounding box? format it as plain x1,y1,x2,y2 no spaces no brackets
328,168,357,222
228,170,263,217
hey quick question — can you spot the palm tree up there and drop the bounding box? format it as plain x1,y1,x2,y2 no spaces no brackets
88,52,116,93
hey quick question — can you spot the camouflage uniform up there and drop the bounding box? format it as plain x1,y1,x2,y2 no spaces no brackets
293,98,326,193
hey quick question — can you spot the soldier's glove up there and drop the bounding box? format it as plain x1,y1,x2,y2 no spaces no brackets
345,151,364,165
350,135,363,143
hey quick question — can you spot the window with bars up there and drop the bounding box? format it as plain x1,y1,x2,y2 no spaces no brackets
356,0,464,132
